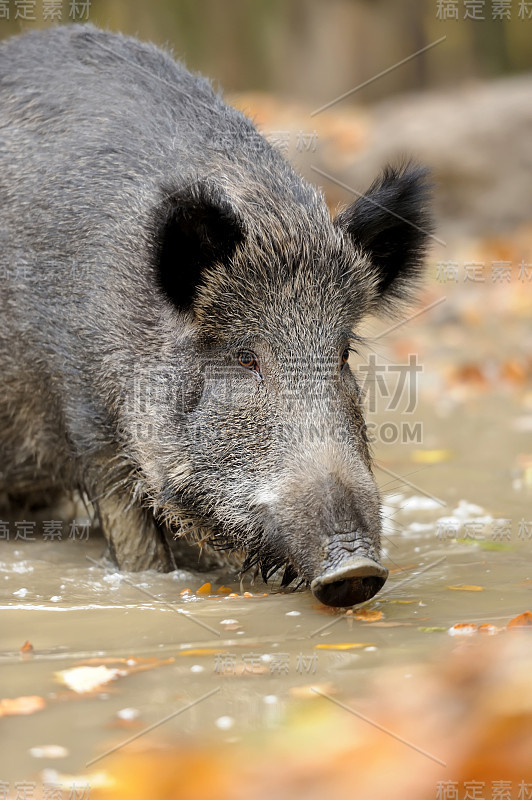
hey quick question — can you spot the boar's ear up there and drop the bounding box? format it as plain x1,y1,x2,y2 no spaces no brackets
153,181,245,311
334,164,433,311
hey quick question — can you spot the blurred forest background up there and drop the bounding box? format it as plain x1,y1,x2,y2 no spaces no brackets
1,0,531,241
1,0,531,99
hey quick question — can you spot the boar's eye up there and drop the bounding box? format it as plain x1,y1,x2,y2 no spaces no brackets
238,351,260,373
341,348,350,367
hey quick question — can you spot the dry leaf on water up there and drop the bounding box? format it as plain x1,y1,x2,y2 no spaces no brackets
507,610,532,628
447,584,484,591
0,695,46,716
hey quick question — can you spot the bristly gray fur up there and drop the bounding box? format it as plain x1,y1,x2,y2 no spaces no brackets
0,24,433,598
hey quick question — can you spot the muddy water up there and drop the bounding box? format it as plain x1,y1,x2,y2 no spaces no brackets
1,277,531,788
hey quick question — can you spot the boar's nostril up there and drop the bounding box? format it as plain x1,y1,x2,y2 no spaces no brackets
311,575,385,607
310,556,388,608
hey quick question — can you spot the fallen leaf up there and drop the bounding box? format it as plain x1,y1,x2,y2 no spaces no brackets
20,640,34,660
194,584,265,598
312,604,340,614
507,610,532,628
388,564,417,575
353,609,383,622
178,648,226,657
478,624,500,635
0,695,46,716
448,623,478,636
473,540,514,551
56,666,123,694
501,360,528,383
411,449,453,465
452,363,488,386
447,584,484,591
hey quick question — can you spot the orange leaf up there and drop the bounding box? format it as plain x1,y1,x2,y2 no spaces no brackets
448,623,478,636
501,360,527,383
453,364,487,386
478,624,499,635
197,582,212,595
353,609,383,622
388,564,417,575
20,640,34,660
507,610,532,628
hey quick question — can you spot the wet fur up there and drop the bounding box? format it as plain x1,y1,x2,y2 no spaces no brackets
0,25,432,588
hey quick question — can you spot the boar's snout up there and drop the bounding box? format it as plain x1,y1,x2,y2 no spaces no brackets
310,556,388,608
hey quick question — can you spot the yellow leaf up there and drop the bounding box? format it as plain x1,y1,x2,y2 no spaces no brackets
411,449,453,464
447,584,484,591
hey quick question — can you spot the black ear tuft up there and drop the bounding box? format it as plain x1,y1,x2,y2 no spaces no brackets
334,163,433,310
153,181,245,311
